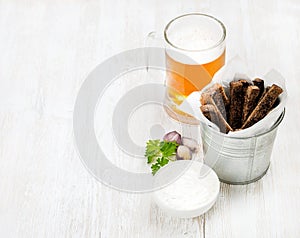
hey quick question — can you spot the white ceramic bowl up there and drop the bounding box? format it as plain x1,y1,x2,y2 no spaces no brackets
153,160,220,218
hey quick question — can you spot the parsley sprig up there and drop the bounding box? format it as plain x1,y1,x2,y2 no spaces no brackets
145,140,179,175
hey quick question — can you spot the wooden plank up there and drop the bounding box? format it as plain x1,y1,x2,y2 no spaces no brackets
0,0,299,237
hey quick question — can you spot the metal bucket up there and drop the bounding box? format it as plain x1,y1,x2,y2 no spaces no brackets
201,110,285,185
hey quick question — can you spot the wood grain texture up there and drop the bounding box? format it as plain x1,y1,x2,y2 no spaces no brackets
0,0,299,237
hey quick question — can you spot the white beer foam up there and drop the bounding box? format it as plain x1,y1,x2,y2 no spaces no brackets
165,17,225,64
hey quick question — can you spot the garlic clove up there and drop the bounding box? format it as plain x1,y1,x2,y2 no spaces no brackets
181,137,199,153
163,131,182,144
176,145,192,160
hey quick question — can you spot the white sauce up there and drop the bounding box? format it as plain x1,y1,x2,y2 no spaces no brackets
154,163,219,212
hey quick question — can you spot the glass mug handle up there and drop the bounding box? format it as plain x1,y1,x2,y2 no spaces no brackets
145,31,165,72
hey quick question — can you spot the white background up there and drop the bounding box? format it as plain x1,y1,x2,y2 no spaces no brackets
0,0,299,237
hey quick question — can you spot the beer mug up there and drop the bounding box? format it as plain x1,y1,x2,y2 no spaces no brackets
147,13,226,124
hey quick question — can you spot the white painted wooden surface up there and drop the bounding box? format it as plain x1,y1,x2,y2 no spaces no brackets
0,0,300,237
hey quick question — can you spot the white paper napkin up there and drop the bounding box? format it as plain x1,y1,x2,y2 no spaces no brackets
179,57,287,137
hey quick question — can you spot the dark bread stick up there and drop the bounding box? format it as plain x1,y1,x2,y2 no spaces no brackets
200,104,233,133
200,84,229,120
239,79,251,88
200,91,213,105
211,83,230,107
242,85,260,124
201,104,217,123
241,84,283,129
253,78,265,100
229,81,245,129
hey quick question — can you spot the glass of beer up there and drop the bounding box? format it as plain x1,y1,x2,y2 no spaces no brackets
163,13,226,124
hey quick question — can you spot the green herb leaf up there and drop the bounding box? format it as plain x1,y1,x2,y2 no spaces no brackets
151,157,169,175
160,141,178,157
145,140,162,164
145,140,179,174
150,161,161,175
